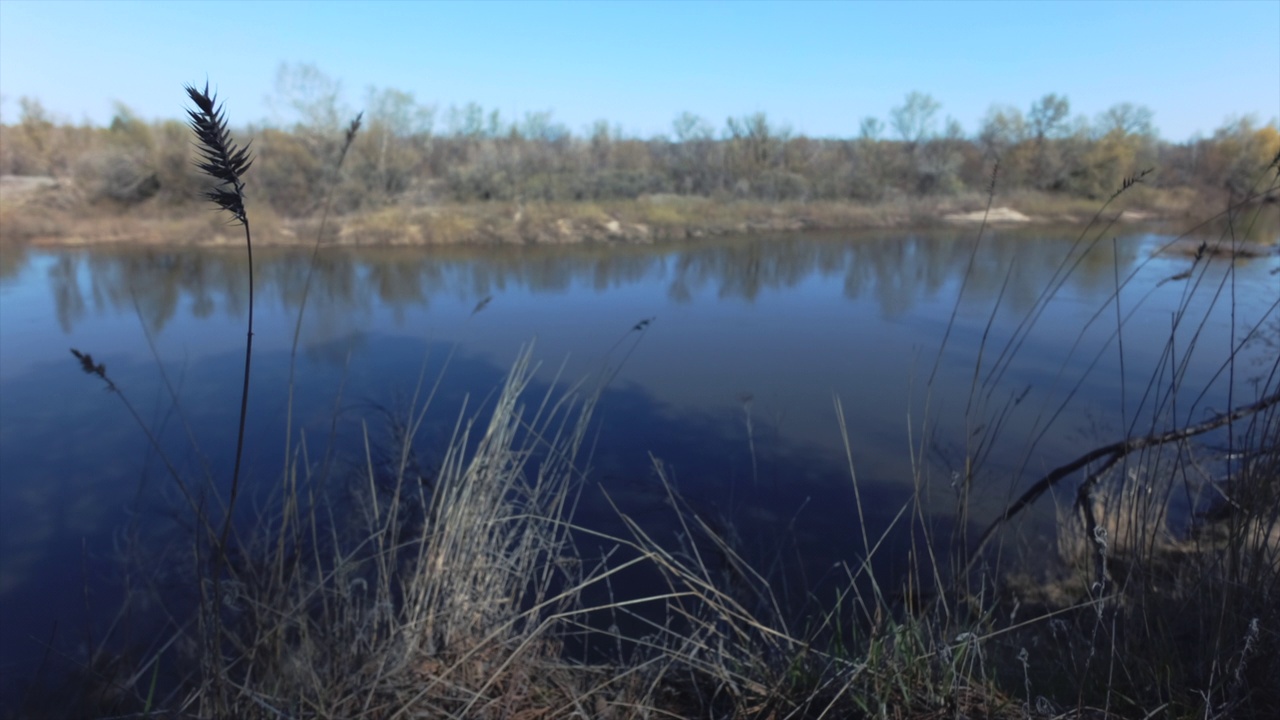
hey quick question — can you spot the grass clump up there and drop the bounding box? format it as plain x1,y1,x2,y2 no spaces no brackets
189,347,606,718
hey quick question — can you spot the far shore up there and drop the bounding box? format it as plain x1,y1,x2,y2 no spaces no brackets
2,175,1273,249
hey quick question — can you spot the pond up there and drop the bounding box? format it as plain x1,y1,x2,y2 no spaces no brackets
1,227,1276,693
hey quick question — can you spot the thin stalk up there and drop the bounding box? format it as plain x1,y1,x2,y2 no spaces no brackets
225,219,253,551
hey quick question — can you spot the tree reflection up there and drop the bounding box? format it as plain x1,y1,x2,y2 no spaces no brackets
49,255,84,332
37,230,1154,335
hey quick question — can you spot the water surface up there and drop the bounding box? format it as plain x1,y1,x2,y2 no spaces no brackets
1,228,1276,689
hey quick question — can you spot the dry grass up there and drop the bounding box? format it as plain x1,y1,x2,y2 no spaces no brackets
0,202,70,242
176,345,611,719
1,185,1219,249
1000,431,1280,719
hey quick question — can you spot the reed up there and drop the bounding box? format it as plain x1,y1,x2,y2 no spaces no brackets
184,83,255,555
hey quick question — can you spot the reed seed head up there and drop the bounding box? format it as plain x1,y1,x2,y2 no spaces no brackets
70,348,106,378
185,82,252,223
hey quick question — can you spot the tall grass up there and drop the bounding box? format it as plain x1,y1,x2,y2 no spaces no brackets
19,85,1279,720
930,157,1280,718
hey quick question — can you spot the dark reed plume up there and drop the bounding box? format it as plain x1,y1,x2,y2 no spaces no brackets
184,83,252,223
1112,167,1153,200
70,348,107,381
185,82,254,550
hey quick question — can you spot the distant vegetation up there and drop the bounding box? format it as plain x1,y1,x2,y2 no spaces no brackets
1,64,1276,229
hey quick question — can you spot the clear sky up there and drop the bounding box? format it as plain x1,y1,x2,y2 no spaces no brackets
1,0,1276,141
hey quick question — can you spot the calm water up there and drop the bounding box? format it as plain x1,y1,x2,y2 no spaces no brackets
1,229,1276,688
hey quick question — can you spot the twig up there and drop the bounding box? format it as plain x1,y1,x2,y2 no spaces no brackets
963,391,1280,577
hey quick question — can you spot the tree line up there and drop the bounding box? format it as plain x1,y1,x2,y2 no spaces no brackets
2,64,1276,218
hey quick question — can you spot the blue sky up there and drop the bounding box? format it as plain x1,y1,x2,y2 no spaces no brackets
1,0,1276,141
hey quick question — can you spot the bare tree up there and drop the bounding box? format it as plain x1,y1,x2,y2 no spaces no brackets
444,102,487,138
1096,102,1155,138
672,111,714,144
979,105,1029,185
358,86,435,200
890,91,941,147
978,105,1026,159
850,116,889,199
1028,93,1070,141
271,62,349,133
669,111,718,194
1028,93,1071,189
724,112,788,194
858,116,884,142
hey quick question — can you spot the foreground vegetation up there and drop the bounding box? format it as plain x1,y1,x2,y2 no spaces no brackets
6,82,1279,720
2,65,1277,246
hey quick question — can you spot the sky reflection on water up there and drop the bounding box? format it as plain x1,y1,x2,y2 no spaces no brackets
1,229,1276,688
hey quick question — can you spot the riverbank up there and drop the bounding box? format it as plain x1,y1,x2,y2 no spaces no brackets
0,175,1234,248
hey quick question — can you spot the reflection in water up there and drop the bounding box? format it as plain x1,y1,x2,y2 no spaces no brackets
43,230,1139,334
1,229,1276,702
49,255,84,332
